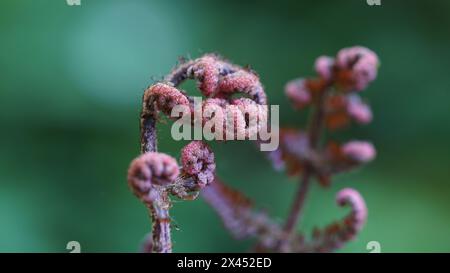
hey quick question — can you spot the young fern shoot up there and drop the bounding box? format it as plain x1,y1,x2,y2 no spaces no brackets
127,46,379,253
127,54,268,253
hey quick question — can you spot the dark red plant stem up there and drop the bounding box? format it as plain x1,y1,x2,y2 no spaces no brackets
140,96,173,253
283,89,327,237
140,112,157,153
147,192,172,253
308,91,327,148
283,170,312,235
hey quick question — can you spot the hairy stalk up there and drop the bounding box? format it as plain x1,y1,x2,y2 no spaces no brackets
140,110,157,153
140,98,173,253
283,89,327,239
148,192,172,253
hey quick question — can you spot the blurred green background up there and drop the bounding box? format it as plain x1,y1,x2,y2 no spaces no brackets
1,0,449,253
